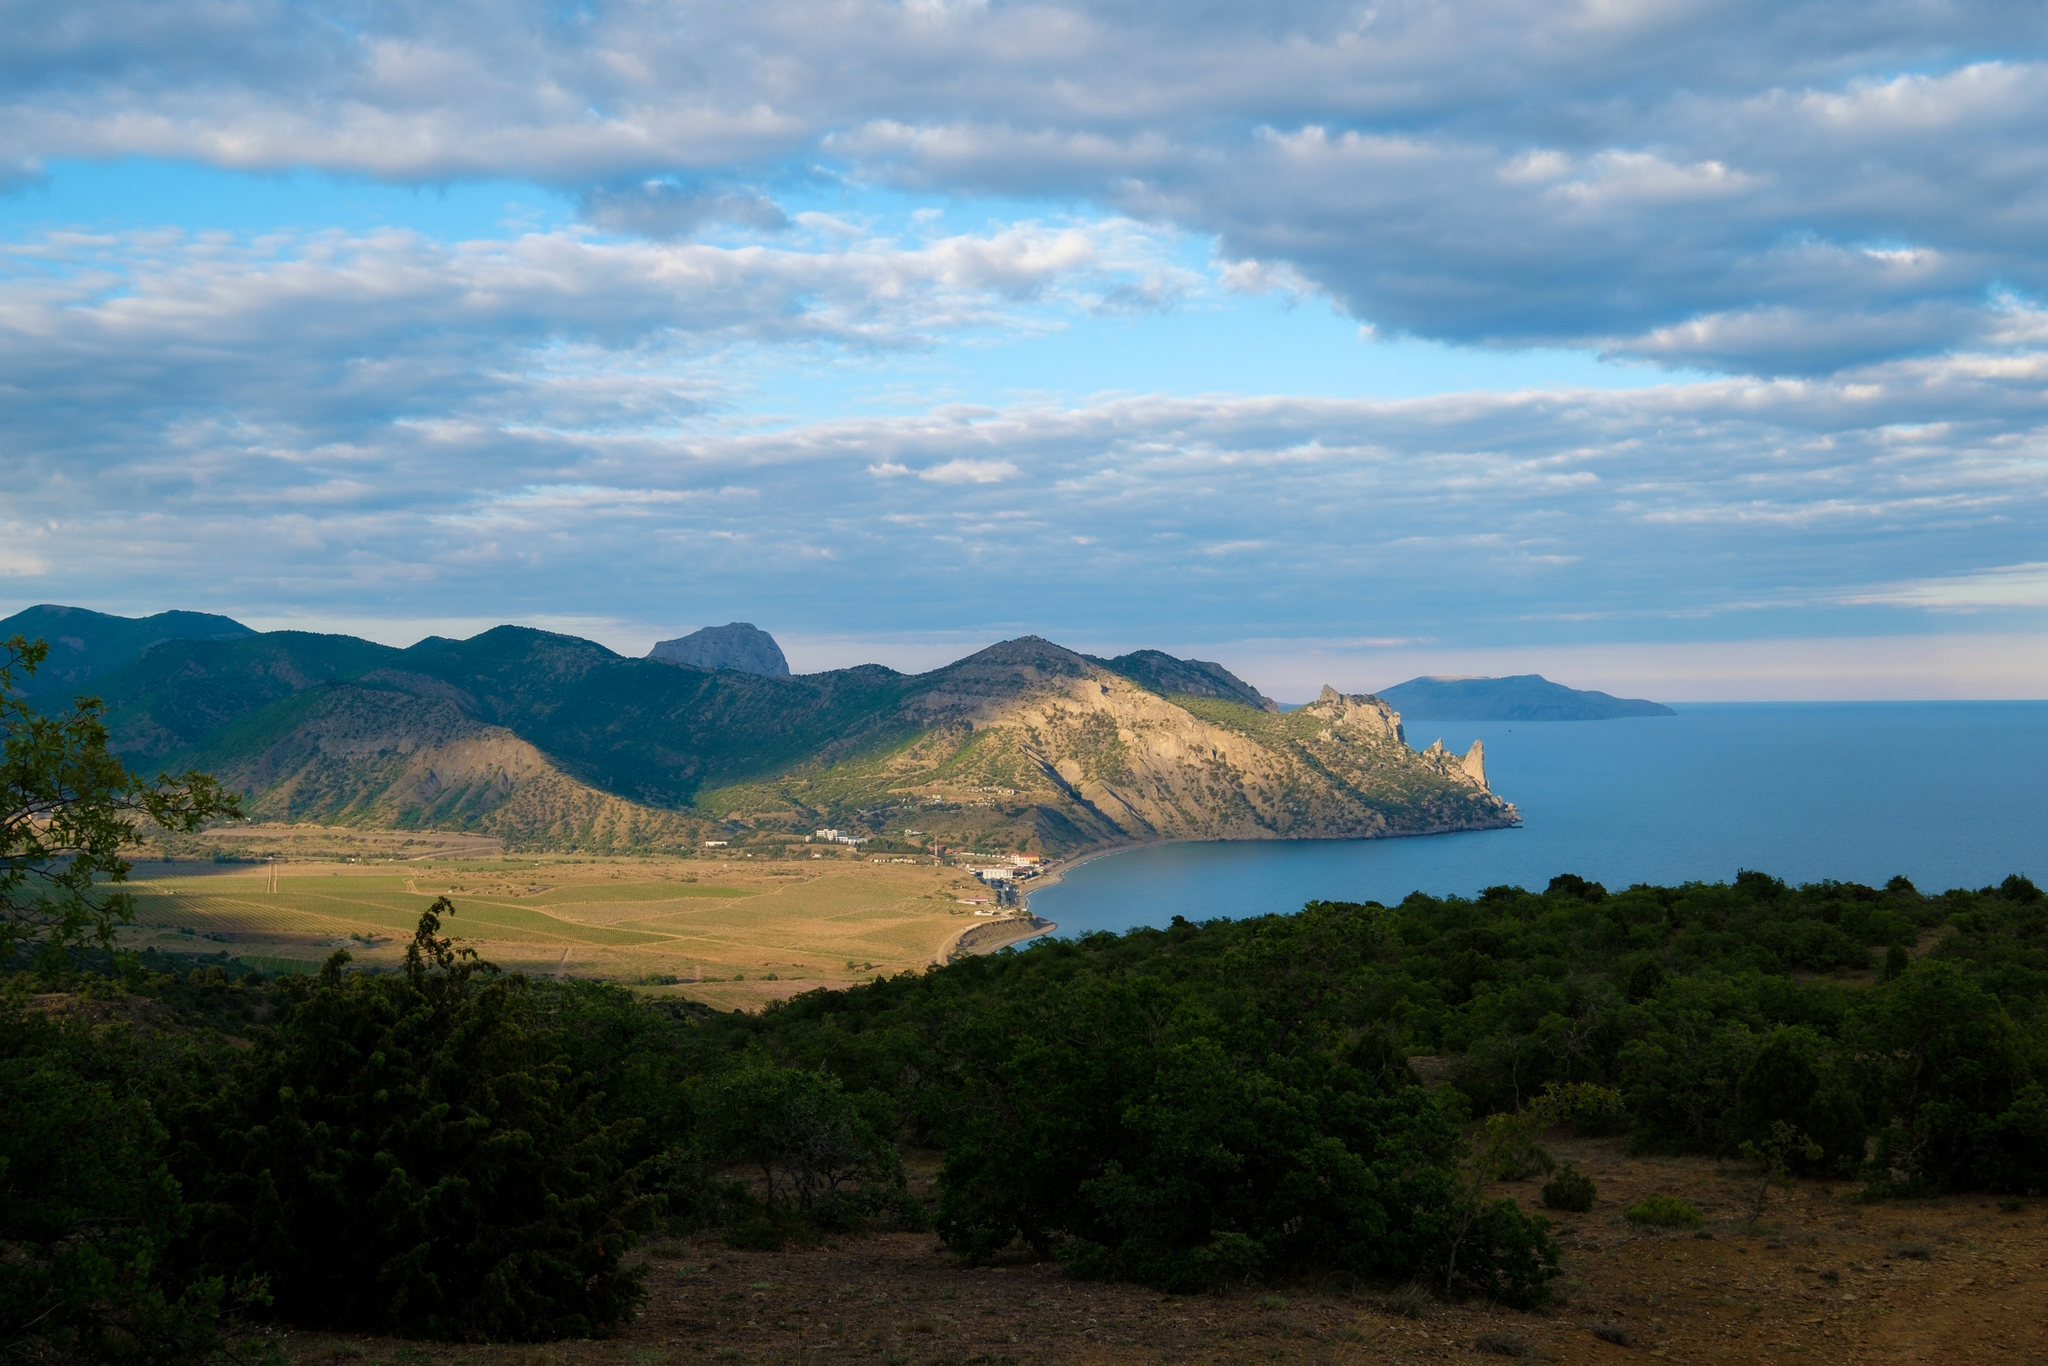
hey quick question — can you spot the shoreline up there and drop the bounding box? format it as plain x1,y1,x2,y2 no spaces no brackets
936,914,1057,963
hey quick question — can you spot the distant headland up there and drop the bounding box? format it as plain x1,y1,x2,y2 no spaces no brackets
1376,673,1675,721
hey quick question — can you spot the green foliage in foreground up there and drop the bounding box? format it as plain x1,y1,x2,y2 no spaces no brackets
0,1000,256,1366
1540,1164,1597,1213
9,863,2048,1360
739,869,2048,1201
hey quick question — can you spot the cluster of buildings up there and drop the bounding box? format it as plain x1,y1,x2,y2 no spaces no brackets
810,828,870,846
964,853,1046,884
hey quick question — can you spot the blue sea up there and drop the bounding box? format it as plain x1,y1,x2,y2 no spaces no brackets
1026,702,2048,938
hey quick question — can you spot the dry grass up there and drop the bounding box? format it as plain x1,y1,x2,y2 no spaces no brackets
120,839,1031,1008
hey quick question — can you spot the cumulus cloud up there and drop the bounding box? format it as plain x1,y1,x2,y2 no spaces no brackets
0,2,2043,371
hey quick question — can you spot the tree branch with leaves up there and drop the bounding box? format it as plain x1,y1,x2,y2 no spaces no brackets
1,635,241,963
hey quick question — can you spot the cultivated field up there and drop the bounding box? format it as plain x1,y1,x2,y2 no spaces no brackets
120,838,1040,1010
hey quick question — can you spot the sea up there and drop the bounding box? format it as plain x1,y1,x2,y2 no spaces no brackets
1025,701,2048,939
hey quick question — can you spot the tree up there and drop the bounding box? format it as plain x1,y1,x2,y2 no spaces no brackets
170,902,656,1340
2,637,239,963
696,1066,910,1229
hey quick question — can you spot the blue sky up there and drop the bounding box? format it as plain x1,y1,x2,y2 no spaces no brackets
3,1,2047,699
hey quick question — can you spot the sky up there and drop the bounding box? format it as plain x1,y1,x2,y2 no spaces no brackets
2,1,2047,700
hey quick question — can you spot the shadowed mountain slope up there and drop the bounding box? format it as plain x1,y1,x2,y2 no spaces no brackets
1086,648,1279,712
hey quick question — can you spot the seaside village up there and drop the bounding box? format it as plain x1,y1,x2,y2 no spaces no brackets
808,828,1044,912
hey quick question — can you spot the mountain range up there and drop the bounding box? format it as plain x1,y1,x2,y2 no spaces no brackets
4,606,1515,856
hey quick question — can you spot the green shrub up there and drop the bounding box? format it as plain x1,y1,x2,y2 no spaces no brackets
1541,1164,1597,1212
1431,1198,1560,1309
1623,1195,1703,1228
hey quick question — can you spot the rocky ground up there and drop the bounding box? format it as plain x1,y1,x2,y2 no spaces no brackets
283,1137,2046,1366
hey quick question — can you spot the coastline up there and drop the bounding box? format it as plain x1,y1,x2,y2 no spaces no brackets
936,914,1057,963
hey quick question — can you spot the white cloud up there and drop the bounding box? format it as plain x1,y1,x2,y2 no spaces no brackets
917,458,1018,484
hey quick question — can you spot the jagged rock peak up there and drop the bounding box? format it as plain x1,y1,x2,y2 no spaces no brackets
1422,736,1489,791
1302,685,1404,742
649,622,791,677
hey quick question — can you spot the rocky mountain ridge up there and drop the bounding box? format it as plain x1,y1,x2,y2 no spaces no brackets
27,611,1513,855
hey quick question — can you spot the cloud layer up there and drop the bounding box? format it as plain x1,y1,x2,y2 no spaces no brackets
3,1,2046,372
5,215,2047,664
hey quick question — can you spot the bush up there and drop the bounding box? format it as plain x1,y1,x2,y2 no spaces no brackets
169,903,657,1341
1541,1164,1597,1212
1623,1195,1703,1228
927,948,1533,1296
1431,1198,1560,1309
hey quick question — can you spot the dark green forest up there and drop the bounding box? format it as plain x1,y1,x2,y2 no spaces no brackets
8,868,2047,1362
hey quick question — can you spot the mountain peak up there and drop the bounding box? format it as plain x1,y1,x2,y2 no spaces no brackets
649,622,791,677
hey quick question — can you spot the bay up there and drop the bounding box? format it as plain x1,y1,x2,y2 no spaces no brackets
1025,701,2048,938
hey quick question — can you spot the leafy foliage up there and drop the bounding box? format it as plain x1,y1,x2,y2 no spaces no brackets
12,858,2048,1351
3,637,239,962
696,1066,914,1233
0,990,258,1366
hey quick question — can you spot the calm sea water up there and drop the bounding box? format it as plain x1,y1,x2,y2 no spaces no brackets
1026,702,2048,938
